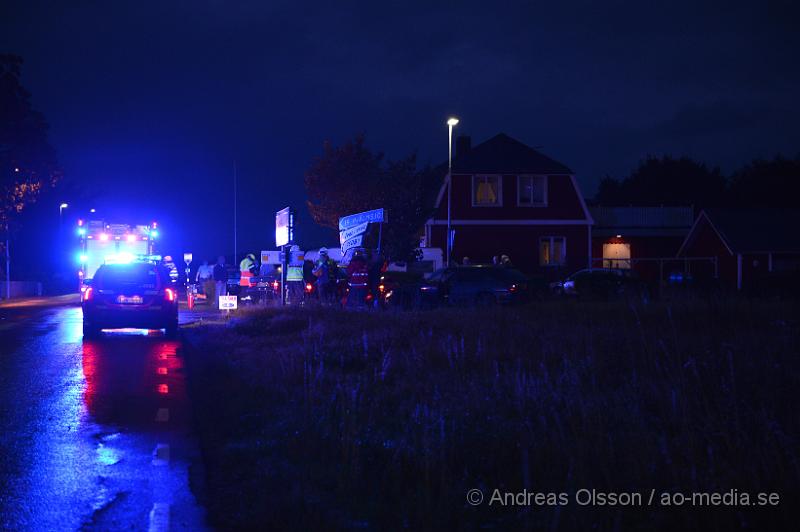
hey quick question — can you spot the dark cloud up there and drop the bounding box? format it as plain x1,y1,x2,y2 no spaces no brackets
1,0,798,255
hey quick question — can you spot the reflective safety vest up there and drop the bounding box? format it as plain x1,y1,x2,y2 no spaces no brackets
240,255,256,286
240,270,254,287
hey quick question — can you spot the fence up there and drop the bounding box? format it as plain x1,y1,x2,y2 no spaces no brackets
1,281,44,299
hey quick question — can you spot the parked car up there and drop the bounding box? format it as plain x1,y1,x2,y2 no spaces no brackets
376,270,424,308
550,268,649,301
82,261,179,337
387,265,532,309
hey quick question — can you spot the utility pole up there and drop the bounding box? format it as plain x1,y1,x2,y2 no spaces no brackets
233,160,238,262
5,223,10,300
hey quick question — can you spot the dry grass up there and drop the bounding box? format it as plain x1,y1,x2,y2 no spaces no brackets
183,299,799,531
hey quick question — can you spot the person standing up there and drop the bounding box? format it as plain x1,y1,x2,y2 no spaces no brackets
367,250,387,308
196,259,214,299
313,247,336,305
213,255,228,302
346,249,369,308
239,253,257,288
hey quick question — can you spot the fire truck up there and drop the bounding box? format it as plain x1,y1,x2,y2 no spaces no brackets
77,219,159,287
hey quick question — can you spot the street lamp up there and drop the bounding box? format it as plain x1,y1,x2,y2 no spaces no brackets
446,117,459,266
59,202,69,231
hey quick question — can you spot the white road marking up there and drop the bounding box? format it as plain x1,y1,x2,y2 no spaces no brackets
148,503,170,532
155,408,170,422
152,443,170,466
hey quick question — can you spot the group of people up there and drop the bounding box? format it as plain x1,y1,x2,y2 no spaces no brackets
460,254,513,267
304,247,384,308
194,255,231,302
189,248,383,308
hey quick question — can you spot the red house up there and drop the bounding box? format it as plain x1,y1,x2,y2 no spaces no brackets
589,206,694,282
677,209,800,291
425,133,593,276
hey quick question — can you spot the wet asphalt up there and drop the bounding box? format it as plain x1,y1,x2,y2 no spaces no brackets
0,300,208,531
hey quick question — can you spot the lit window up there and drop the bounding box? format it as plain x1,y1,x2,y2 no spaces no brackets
539,236,566,266
472,175,502,206
518,175,547,206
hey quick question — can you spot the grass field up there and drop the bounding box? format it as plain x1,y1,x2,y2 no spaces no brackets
183,299,799,530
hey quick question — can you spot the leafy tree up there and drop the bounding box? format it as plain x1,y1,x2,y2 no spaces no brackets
727,155,800,208
595,155,725,209
305,134,439,261
1,54,61,229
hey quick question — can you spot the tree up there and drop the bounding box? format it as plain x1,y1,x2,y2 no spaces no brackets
304,134,439,261
595,155,726,209
1,54,61,229
727,155,800,208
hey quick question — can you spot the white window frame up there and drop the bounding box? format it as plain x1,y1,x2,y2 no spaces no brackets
471,174,503,207
517,175,547,207
539,236,566,266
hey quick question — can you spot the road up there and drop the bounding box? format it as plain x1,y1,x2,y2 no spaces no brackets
0,299,208,531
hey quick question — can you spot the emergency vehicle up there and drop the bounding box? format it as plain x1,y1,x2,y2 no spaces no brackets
77,219,159,287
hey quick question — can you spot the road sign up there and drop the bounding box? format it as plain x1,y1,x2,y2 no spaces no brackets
341,234,363,254
219,295,238,310
338,208,387,231
339,222,369,245
275,207,293,247
261,250,281,265
287,265,303,281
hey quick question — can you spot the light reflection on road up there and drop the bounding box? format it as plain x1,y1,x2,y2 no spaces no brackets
0,305,206,530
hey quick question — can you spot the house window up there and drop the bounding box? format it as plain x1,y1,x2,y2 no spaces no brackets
518,175,547,206
472,175,502,206
539,236,566,266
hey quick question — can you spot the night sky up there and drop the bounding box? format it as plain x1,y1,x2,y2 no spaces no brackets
2,0,799,262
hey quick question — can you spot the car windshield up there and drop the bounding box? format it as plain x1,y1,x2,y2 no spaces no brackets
96,263,161,289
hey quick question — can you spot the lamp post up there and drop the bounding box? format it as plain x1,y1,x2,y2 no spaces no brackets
446,117,459,267
4,223,9,300
58,203,69,282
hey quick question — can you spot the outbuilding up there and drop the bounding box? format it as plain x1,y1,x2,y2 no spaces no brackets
677,209,800,291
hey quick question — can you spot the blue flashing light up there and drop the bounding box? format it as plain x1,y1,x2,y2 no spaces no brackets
105,252,135,264
150,230,159,238
77,227,86,236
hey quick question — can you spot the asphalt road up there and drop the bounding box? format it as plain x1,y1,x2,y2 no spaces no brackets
0,300,208,531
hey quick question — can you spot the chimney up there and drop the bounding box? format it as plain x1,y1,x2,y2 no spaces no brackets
455,135,471,159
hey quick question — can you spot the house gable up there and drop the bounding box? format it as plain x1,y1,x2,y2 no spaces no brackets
431,133,591,223
677,211,733,257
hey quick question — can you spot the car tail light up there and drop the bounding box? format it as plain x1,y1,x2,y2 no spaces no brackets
165,288,176,302
272,280,279,290
509,284,518,293
305,283,313,293
82,287,93,301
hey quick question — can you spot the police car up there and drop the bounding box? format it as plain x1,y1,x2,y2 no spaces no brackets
81,255,179,337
